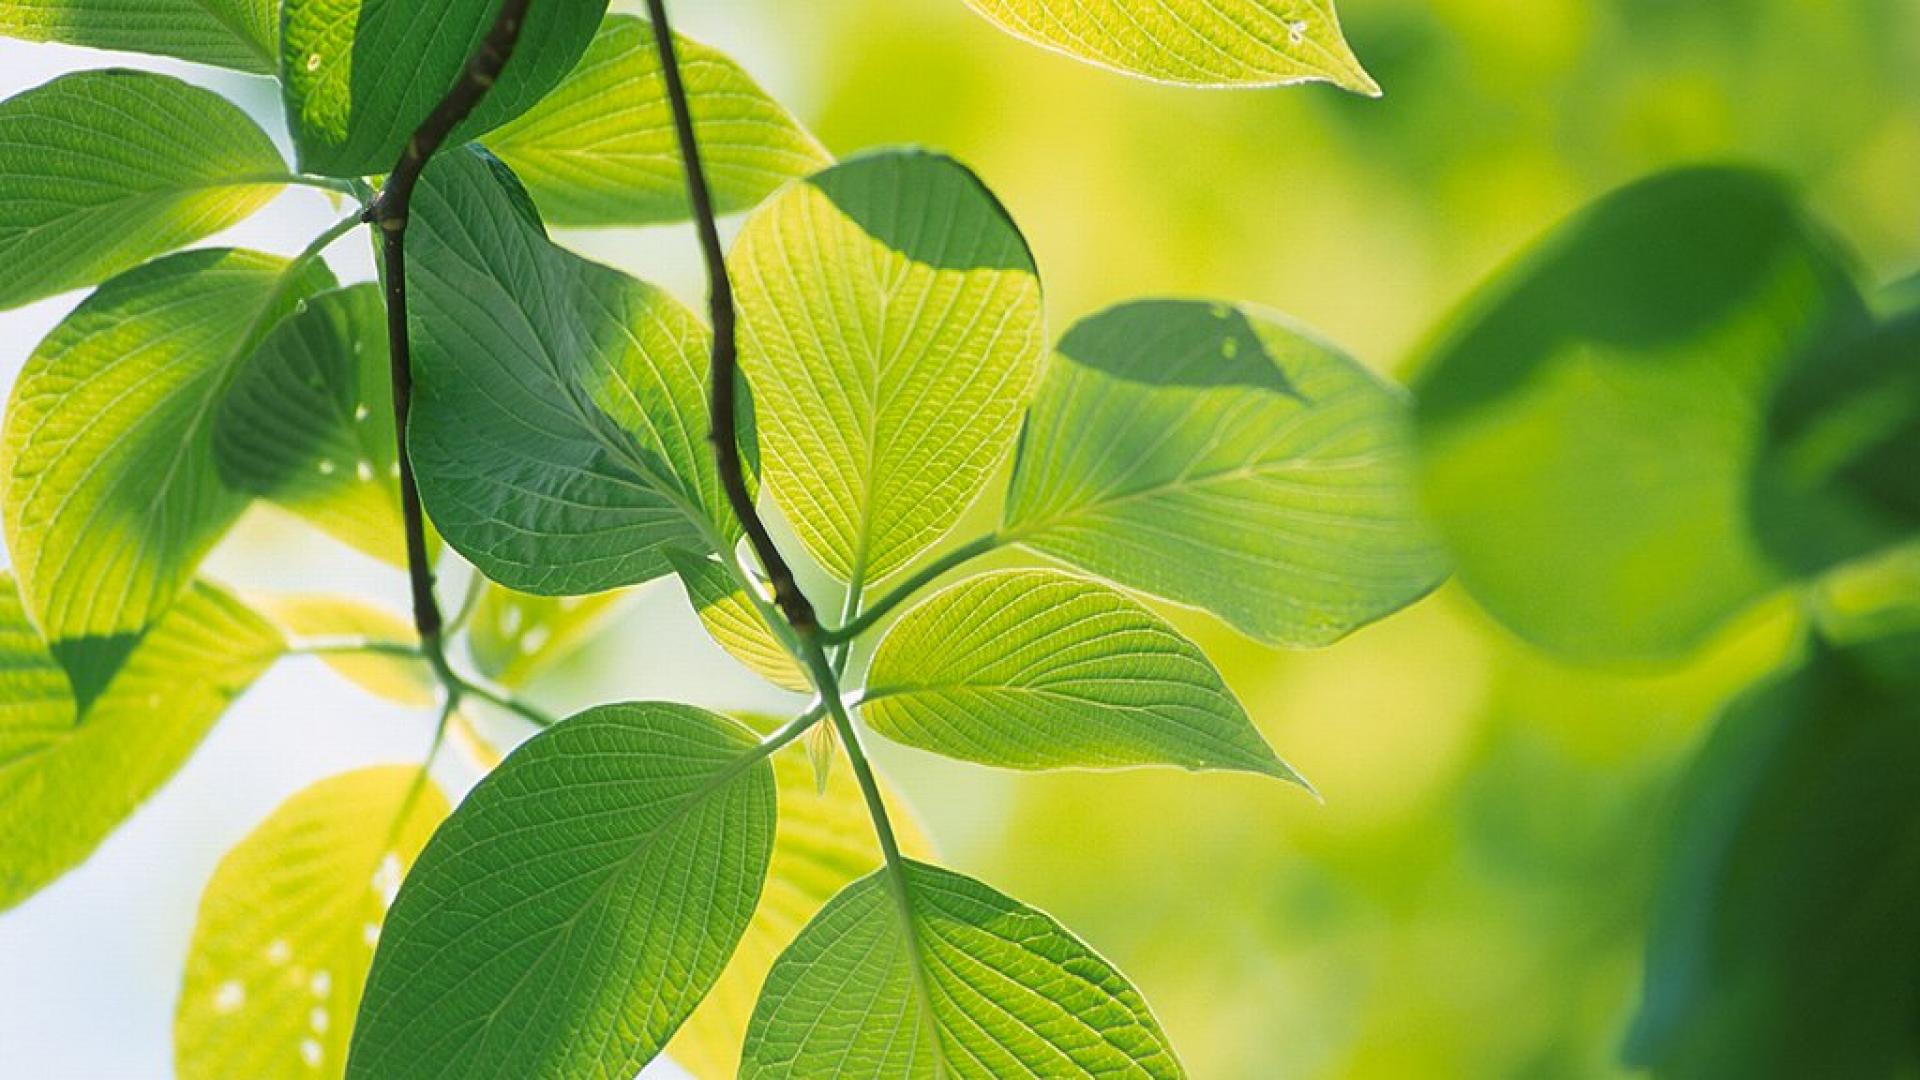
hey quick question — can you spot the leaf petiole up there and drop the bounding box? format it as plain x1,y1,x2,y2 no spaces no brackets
821,532,1005,646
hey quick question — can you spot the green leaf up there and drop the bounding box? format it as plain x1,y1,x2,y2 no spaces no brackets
215,284,408,566
961,0,1377,94
405,148,747,595
176,767,448,1080
252,594,431,707
283,0,609,178
1005,299,1446,647
863,568,1298,779
734,148,1044,585
486,14,830,228
0,0,274,73
346,703,776,1079
0,575,282,911
0,69,287,311
670,716,934,1080
2,248,334,700
665,550,809,694
741,859,1183,1079
1413,167,1868,662
1625,634,1920,1078
464,583,630,689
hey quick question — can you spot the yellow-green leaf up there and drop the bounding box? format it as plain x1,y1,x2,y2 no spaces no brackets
464,583,629,689
251,594,429,708
1,0,275,73
176,767,448,1080
665,550,809,694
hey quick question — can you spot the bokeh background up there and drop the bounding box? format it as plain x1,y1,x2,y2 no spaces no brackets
2,0,1917,1076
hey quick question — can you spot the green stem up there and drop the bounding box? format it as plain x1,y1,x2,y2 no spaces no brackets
285,174,362,197
286,637,422,660
282,637,555,730
822,533,1003,646
453,676,556,730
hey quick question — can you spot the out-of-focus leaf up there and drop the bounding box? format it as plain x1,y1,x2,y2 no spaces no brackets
216,285,407,566
1626,633,1920,1078
0,0,274,73
664,550,809,694
864,568,1300,781
347,703,775,1079
464,583,629,689
741,860,1184,1078
1006,298,1446,647
0,575,282,911
0,70,286,311
961,0,1377,93
670,715,933,1080
734,148,1044,585
405,149,745,595
251,594,430,708
487,14,830,228
1,248,333,702
176,767,448,1080
1413,167,1866,662
282,0,608,178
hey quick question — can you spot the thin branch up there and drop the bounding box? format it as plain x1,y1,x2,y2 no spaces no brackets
454,676,556,730
645,0,816,633
823,533,1004,646
366,0,533,649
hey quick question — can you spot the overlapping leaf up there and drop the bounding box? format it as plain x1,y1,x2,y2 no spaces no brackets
0,0,275,73
2,248,333,700
741,860,1183,1079
347,703,776,1079
733,148,1045,585
405,148,746,595
216,284,408,566
665,550,809,694
0,69,287,311
963,0,1376,93
1005,298,1446,647
176,767,448,1080
487,14,830,228
1413,168,1868,662
864,569,1299,779
283,0,608,177
0,575,282,911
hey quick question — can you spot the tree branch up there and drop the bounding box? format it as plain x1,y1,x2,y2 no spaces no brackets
645,0,817,633
366,0,533,646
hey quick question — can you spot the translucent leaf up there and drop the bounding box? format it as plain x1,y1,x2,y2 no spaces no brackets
346,703,776,1079
176,767,448,1080
734,148,1045,584
404,149,749,596
1005,298,1446,647
962,0,1377,93
864,568,1299,780
282,0,608,177
0,0,275,73
216,284,408,567
664,549,809,694
741,860,1183,1079
2,248,334,701
0,69,286,311
1413,168,1868,662
487,14,830,228
1625,634,1920,1078
670,717,934,1080
0,575,283,911
464,583,629,689
251,594,430,708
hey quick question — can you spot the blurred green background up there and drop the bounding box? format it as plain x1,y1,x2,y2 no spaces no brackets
646,2,1919,1076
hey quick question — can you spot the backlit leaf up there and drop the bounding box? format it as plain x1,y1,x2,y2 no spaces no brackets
0,575,282,911
665,549,808,694
2,248,333,701
487,14,830,228
864,568,1298,780
0,0,274,73
464,583,630,689
1413,168,1867,662
962,0,1377,93
282,0,608,178
1005,298,1446,647
176,767,448,1080
405,148,746,595
346,703,776,1079
741,860,1183,1079
216,284,407,566
251,594,430,708
0,69,286,311
734,148,1044,585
